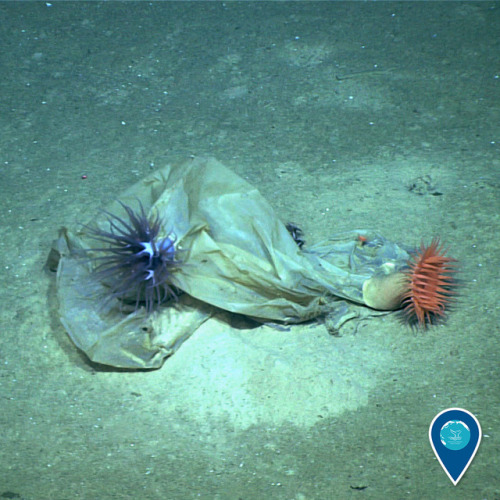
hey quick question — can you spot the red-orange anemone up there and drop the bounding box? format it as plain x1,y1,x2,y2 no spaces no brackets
401,238,458,327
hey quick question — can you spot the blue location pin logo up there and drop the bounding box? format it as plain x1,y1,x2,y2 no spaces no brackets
429,408,481,485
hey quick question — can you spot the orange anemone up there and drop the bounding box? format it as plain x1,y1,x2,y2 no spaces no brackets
401,238,458,327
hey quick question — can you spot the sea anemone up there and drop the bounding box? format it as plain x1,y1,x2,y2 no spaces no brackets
401,238,458,327
85,202,180,313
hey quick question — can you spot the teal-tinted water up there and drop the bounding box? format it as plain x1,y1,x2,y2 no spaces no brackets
0,2,498,499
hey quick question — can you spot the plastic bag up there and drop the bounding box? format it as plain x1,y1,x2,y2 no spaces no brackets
51,157,411,369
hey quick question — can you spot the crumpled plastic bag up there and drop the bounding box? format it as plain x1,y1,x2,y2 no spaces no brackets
49,157,411,369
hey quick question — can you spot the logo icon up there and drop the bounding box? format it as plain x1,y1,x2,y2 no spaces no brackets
429,408,481,485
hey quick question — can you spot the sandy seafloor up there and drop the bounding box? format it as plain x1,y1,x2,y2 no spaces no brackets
0,2,499,499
